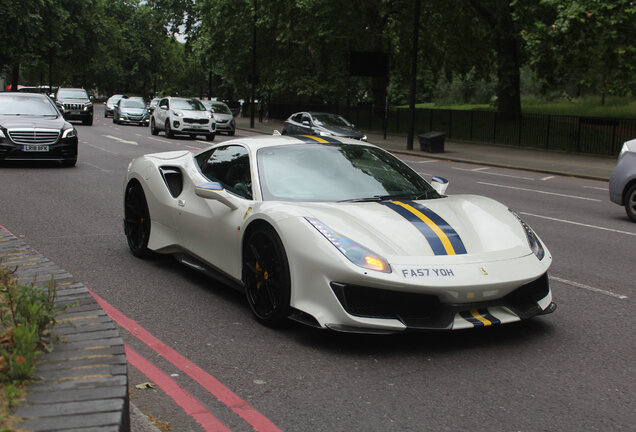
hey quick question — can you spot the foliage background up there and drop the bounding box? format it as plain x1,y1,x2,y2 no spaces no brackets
1,0,635,113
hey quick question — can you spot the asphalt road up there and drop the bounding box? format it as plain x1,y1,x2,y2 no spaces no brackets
1,106,634,431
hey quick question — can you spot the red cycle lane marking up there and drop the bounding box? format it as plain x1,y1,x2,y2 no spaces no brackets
88,288,282,432
125,344,231,432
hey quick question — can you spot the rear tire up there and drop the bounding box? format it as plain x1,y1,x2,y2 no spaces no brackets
124,182,153,258
150,118,159,135
625,184,636,222
242,225,291,327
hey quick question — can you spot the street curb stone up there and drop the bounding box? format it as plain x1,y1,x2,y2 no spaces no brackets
0,226,130,432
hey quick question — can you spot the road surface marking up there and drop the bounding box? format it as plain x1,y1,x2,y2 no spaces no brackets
126,345,232,432
583,185,608,191
83,142,118,155
520,212,636,236
454,167,536,181
540,176,554,181
88,288,283,432
102,135,138,145
416,171,432,176
147,136,172,144
82,162,110,173
410,160,438,164
478,182,601,201
549,275,628,299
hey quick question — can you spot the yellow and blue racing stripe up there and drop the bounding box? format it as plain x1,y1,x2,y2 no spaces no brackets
292,135,342,144
459,309,501,327
381,200,467,255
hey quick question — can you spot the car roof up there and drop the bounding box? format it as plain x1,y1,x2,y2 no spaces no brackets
0,92,50,100
222,134,376,151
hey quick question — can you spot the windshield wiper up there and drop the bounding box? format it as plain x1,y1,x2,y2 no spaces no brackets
338,191,432,203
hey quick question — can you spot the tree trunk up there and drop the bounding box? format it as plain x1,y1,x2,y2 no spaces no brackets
10,63,20,92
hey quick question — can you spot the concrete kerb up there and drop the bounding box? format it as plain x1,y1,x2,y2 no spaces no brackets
0,226,131,432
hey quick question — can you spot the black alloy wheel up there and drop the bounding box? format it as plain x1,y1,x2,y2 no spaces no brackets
150,118,159,135
243,225,291,326
625,184,636,222
165,120,174,138
124,182,153,258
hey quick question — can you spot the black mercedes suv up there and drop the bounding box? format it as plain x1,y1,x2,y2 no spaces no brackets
54,88,93,125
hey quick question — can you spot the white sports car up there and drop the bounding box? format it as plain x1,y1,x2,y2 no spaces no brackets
123,135,556,333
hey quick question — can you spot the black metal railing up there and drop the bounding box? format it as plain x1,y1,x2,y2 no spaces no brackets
265,102,636,155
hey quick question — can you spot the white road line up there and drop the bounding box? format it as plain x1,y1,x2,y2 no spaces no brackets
540,175,554,181
82,162,111,173
454,167,536,181
83,142,117,155
478,181,601,201
583,185,608,191
416,171,432,176
102,135,138,145
549,275,628,300
520,212,636,236
410,160,438,164
146,136,172,144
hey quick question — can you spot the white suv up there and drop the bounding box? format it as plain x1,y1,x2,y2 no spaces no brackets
151,97,216,141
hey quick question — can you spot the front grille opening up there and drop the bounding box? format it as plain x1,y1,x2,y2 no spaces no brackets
9,130,60,145
330,282,441,323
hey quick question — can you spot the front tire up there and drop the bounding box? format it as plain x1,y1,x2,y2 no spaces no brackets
124,182,153,258
150,118,159,135
165,120,174,138
206,133,215,141
625,184,636,222
243,225,291,326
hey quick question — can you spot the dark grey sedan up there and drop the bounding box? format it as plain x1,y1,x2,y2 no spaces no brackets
609,138,636,221
282,112,367,141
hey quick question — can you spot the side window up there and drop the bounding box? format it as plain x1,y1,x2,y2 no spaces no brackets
301,114,310,124
199,145,253,199
292,113,302,122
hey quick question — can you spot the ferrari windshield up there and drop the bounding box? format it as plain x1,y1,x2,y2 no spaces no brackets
257,143,438,202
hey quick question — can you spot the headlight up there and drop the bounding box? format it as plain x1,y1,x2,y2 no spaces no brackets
509,210,545,260
62,127,76,138
306,217,391,273
173,110,184,117
361,135,368,141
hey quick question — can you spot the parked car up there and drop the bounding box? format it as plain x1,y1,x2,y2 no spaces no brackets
123,134,555,331
609,138,636,222
0,93,78,166
54,87,93,125
148,97,161,115
282,112,366,141
201,100,235,136
113,97,150,126
104,94,126,118
150,97,215,141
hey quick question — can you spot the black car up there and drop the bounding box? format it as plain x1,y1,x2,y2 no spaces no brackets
113,97,150,126
54,87,93,125
0,93,78,166
282,111,367,141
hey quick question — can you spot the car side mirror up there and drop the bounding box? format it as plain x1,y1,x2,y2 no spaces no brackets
90,95,95,101
195,182,238,210
431,176,449,195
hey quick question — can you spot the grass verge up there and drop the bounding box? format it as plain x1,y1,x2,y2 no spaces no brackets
0,265,57,431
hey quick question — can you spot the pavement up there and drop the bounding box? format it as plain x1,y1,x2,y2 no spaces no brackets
235,116,618,181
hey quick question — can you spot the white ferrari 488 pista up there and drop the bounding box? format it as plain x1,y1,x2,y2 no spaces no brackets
123,134,556,333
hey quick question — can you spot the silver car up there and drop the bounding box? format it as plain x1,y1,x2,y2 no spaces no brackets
202,100,235,136
609,138,636,221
